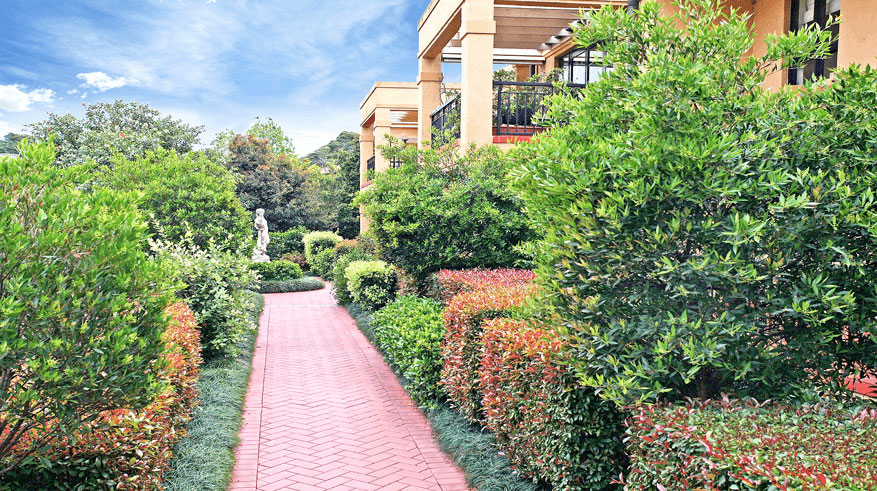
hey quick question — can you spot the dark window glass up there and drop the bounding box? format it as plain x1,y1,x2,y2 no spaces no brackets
557,44,611,84
789,0,840,85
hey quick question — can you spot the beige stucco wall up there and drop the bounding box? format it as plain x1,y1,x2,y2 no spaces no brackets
838,0,877,70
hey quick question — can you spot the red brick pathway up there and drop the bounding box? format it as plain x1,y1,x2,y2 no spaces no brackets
230,287,470,491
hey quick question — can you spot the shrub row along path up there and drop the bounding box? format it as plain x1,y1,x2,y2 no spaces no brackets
231,286,470,491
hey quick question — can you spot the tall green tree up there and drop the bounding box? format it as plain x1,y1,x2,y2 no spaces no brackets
0,133,25,154
212,117,296,160
106,149,251,247
226,134,325,232
306,132,361,238
27,100,202,169
512,0,876,405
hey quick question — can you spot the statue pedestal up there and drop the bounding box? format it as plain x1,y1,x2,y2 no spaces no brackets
252,247,271,263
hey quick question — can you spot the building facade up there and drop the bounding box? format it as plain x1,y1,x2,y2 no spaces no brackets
359,0,877,232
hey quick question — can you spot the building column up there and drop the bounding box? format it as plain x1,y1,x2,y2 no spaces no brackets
359,125,374,188
359,126,374,234
417,56,443,147
373,107,393,173
460,0,496,146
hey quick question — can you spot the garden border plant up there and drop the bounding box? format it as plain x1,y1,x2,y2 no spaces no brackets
162,291,265,491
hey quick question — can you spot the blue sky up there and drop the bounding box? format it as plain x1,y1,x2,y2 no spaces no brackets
0,0,452,154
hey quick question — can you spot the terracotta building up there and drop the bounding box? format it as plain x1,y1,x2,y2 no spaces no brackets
359,0,877,232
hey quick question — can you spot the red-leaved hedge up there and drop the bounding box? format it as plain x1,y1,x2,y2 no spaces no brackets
428,268,535,304
5,302,202,490
440,283,536,422
624,399,877,490
480,319,626,490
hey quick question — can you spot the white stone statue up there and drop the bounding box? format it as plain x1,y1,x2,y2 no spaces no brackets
252,208,271,263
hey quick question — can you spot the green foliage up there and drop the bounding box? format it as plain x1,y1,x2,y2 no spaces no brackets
154,239,257,359
303,231,343,265
625,399,877,490
163,293,264,491
265,226,308,258
27,100,202,169
373,296,446,408
311,248,336,280
250,260,303,281
305,132,361,238
258,277,325,294
512,0,877,405
105,148,250,248
0,140,176,474
0,132,25,154
226,134,325,232
345,260,397,311
331,249,375,305
357,139,533,286
211,117,296,161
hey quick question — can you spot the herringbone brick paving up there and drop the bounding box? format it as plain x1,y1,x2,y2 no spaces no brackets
230,287,470,491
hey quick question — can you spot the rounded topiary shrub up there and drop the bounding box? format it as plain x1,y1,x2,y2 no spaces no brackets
332,249,375,305
251,260,303,281
312,248,336,280
303,231,342,266
266,226,309,258
345,260,397,311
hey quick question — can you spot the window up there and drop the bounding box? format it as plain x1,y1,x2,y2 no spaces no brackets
789,0,840,85
557,44,611,85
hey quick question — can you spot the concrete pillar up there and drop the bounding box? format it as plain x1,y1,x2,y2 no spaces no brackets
515,65,530,82
460,0,496,146
359,125,374,188
358,127,374,234
373,107,393,173
417,56,443,147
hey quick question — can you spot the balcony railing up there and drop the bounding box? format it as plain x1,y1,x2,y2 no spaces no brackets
430,93,461,143
367,156,375,173
494,81,587,136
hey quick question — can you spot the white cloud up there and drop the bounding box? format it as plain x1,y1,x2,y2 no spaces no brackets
67,88,79,94
0,84,55,112
77,71,131,92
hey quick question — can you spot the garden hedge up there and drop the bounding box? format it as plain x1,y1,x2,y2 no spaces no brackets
427,268,535,304
345,260,397,311
311,248,336,280
302,231,342,266
250,260,303,281
373,296,446,408
258,277,325,294
266,226,308,259
480,319,626,491
3,302,202,490
624,399,877,490
440,283,536,422
331,249,375,305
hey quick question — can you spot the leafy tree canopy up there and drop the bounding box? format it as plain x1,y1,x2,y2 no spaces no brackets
212,117,296,159
0,132,26,154
105,148,251,248
307,131,361,238
27,100,203,169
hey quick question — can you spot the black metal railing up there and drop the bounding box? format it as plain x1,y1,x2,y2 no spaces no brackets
367,156,375,173
389,157,403,169
430,93,461,143
494,81,586,136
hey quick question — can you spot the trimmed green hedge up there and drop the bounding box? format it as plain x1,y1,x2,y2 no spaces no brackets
266,226,308,258
373,296,446,408
331,249,375,305
258,277,324,294
311,248,335,280
250,260,303,281
345,260,397,311
303,231,342,265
